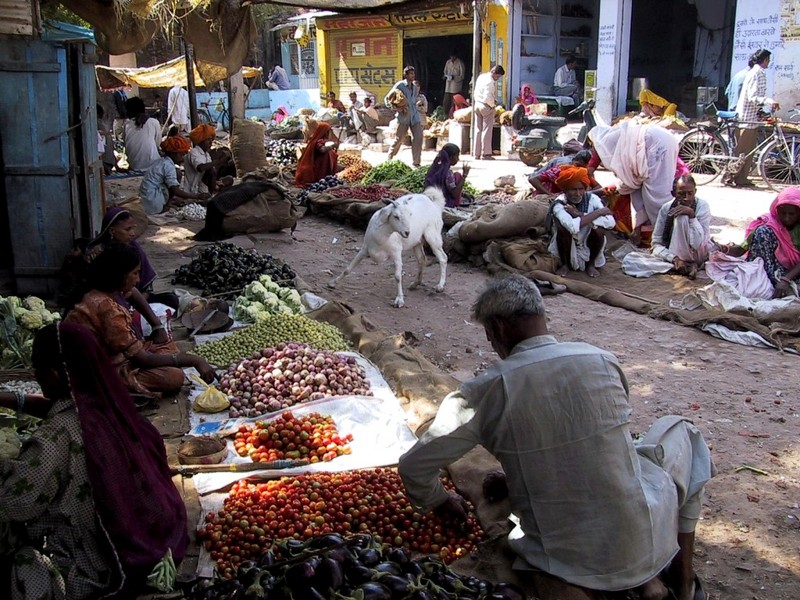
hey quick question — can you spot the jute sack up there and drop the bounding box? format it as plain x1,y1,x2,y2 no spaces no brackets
230,118,267,177
459,195,551,244
195,181,303,240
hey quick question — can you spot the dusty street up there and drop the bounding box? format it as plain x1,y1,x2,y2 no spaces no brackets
124,156,799,600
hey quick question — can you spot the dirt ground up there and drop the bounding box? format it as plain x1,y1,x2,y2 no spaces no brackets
100,145,800,600
128,205,799,600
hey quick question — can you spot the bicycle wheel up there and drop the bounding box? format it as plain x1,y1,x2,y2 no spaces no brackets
678,128,729,183
759,135,800,190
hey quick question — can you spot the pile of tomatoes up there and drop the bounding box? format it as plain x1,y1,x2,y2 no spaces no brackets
198,468,483,574
233,411,353,463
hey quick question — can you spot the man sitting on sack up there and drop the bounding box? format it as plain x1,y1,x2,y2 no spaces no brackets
399,275,715,600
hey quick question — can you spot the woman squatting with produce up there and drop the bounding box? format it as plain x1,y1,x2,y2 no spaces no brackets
423,143,471,208
0,322,188,599
295,120,339,188
65,244,216,397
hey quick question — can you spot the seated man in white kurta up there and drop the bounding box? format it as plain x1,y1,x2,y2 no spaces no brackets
651,175,711,279
548,166,616,277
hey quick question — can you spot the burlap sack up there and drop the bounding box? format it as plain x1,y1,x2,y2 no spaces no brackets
195,181,303,240
454,107,472,123
459,196,551,244
230,118,267,177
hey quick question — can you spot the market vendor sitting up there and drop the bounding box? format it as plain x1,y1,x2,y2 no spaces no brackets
520,84,539,115
139,135,209,215
0,322,189,599
639,88,678,118
85,207,179,330
547,165,615,278
65,244,216,397
295,119,338,188
651,175,711,279
399,274,715,600
423,143,471,208
528,150,597,195
183,124,234,196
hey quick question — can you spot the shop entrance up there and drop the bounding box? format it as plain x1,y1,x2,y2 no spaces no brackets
628,0,698,113
403,34,473,114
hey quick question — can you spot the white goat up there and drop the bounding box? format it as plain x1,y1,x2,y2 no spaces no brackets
328,186,447,307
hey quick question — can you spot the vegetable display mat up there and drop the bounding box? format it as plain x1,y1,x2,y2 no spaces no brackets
187,350,398,431
187,357,416,495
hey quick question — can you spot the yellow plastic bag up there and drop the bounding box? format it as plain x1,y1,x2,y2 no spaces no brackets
191,375,230,413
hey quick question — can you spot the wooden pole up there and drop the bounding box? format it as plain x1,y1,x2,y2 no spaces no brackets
470,0,482,156
184,37,199,129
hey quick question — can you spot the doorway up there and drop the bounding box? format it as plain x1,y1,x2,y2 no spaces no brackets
403,34,473,113
628,0,697,112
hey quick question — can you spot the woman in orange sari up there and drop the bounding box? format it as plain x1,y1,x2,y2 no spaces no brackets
295,120,339,188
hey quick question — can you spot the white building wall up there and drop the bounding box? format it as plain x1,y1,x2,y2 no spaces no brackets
595,0,631,122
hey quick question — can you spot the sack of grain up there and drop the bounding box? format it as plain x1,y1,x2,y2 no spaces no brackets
459,195,551,243
453,107,472,123
230,118,267,177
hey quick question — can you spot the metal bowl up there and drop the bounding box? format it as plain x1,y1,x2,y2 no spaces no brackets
177,436,228,465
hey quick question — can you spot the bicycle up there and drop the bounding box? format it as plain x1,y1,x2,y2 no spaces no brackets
678,103,800,190
198,98,230,132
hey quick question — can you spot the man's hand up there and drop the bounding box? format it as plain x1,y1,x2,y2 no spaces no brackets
434,492,469,526
462,164,471,176
594,206,613,217
668,205,695,218
196,192,211,202
564,204,582,218
672,257,689,275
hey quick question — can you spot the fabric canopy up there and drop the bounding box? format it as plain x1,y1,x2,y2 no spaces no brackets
95,57,262,91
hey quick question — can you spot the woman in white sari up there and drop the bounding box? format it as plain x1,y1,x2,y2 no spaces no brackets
589,122,679,233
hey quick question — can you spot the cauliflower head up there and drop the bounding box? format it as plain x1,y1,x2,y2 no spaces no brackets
17,310,43,330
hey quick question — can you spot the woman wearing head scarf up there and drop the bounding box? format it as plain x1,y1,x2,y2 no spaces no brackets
588,121,679,238
721,187,800,297
450,93,470,118
520,84,539,114
295,120,339,188
83,207,177,337
0,322,189,599
423,143,471,208
138,135,209,214
65,244,216,396
639,89,678,118
123,97,162,171
547,165,616,277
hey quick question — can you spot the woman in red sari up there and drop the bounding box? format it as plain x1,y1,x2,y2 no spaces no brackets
295,120,339,188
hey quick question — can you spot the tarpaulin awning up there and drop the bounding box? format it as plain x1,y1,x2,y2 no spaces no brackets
95,56,262,91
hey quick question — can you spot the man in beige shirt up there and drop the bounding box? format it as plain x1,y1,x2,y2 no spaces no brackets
472,65,504,160
442,51,465,117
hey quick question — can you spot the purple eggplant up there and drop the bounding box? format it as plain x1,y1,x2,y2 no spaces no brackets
402,561,425,578
314,557,345,592
377,575,410,599
285,561,317,589
357,548,381,567
355,582,392,600
346,565,374,585
327,546,354,564
385,548,410,565
409,591,434,600
259,551,276,569
373,562,403,576
309,533,345,550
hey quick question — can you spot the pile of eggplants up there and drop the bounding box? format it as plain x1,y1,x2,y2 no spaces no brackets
190,533,524,600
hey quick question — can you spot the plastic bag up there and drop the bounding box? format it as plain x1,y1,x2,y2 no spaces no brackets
191,375,230,413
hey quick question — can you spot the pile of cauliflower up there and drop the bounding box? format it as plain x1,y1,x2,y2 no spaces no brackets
0,295,61,370
232,275,304,323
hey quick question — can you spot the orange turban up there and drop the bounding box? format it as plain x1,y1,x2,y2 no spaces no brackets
160,136,191,154
555,165,591,190
189,124,216,145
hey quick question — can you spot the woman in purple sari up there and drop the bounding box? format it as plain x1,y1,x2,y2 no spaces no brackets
423,143,471,208
0,322,188,599
85,207,176,342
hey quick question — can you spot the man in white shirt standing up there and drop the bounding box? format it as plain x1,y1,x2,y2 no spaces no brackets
442,51,465,117
729,48,779,187
168,84,190,133
553,55,580,104
472,65,505,160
